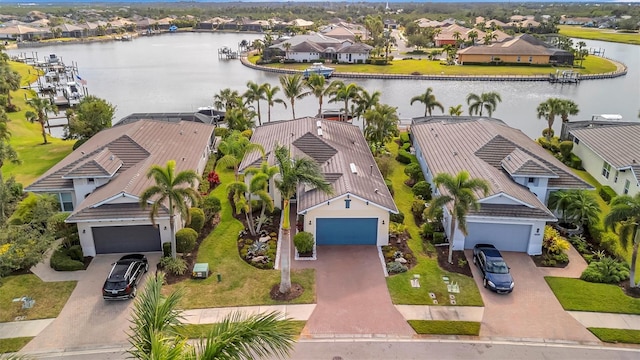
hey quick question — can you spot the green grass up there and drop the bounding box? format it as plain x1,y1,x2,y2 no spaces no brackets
588,328,640,344
545,277,640,314
385,139,483,307
163,168,315,308
3,61,74,186
558,25,640,45
177,321,306,339
0,274,76,322
408,320,480,335
0,337,33,353
251,55,617,76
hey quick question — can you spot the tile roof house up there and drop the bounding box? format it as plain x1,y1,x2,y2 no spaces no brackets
411,116,591,254
270,33,373,64
457,34,573,65
239,118,398,247
566,121,640,197
25,119,216,256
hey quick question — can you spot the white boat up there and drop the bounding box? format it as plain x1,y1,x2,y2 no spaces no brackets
47,53,60,64
303,62,334,79
63,81,82,101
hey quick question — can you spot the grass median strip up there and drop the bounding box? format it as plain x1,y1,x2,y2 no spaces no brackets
0,337,33,353
588,328,640,344
408,320,480,336
0,275,76,322
545,277,640,314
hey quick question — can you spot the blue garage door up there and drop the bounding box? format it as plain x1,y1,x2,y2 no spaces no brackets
316,218,377,245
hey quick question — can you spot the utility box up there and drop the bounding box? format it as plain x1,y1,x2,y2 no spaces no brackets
192,263,209,279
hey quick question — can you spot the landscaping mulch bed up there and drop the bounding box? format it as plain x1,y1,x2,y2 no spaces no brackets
530,254,569,268
383,230,417,272
235,210,281,270
620,282,640,298
435,245,473,277
269,283,304,301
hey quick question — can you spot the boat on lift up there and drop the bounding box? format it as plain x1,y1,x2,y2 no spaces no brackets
303,62,334,79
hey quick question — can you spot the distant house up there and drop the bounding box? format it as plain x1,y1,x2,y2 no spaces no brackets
25,119,216,256
0,25,49,41
239,118,398,247
565,121,640,197
53,23,84,38
457,34,574,65
433,24,508,46
411,116,591,254
269,33,373,63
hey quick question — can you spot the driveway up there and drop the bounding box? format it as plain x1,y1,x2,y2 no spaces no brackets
294,246,414,336
22,253,160,352
466,250,598,342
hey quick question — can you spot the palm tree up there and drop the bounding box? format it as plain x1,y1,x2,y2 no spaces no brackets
410,87,444,117
279,74,308,119
536,97,563,140
328,81,361,122
213,88,241,112
228,170,272,236
441,44,456,65
566,190,600,228
354,88,381,127
26,97,58,145
467,30,479,46
364,104,399,154
216,131,264,181
448,105,463,116
548,190,579,225
128,273,296,359
453,31,462,48
0,66,21,110
139,160,201,259
225,106,256,132
305,73,331,116
604,193,640,288
430,171,490,264
245,161,279,233
282,42,292,59
558,99,580,123
466,91,502,117
274,144,332,294
263,83,287,123
482,31,498,45
244,81,266,126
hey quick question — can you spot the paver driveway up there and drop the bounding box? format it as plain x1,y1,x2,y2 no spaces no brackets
23,253,160,352
467,250,598,342
295,246,414,336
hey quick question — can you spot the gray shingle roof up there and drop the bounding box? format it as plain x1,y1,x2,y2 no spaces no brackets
63,148,122,178
240,117,397,213
501,148,558,177
411,117,591,220
66,203,168,222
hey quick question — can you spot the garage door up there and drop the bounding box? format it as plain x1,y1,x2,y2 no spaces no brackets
316,218,377,245
464,222,531,252
93,225,161,254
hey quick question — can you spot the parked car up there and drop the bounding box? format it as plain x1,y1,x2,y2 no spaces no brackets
102,254,149,300
472,244,514,294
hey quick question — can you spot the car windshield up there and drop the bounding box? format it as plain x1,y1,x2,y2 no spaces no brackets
104,280,127,290
487,261,509,274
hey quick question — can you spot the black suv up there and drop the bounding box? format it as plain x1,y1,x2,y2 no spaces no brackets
472,244,514,294
102,254,148,300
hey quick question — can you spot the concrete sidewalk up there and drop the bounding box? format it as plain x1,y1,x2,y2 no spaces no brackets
396,305,484,322
182,304,316,324
0,319,53,339
569,311,640,330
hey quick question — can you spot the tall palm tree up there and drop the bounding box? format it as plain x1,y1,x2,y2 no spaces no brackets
213,88,241,112
139,160,201,259
536,97,563,140
430,171,490,264
467,30,479,45
558,99,580,123
328,81,361,122
482,31,498,45
354,88,381,127
216,131,264,181
448,105,463,116
225,106,256,132
128,273,296,359
305,73,331,116
282,42,292,59
466,91,502,117
246,161,279,233
274,144,332,294
364,103,399,152
279,74,308,119
26,97,58,144
410,87,444,117
244,81,266,126
263,83,287,123
604,193,640,288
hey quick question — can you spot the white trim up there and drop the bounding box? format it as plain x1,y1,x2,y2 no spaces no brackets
25,187,73,192
298,192,398,214
378,246,389,278
479,192,535,208
91,192,142,208
66,216,168,224
467,214,557,223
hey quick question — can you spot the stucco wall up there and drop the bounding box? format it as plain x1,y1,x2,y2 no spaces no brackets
458,53,549,64
289,52,321,62
573,141,639,196
302,195,390,246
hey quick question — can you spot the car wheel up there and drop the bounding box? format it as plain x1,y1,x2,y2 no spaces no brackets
483,278,488,288
130,286,137,299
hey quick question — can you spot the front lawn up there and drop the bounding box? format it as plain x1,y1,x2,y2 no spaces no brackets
0,337,33,353
558,25,640,45
545,277,640,314
408,320,480,336
588,328,640,344
162,168,315,308
385,139,483,307
0,275,76,322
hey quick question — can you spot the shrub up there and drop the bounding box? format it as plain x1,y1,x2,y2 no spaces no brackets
411,199,426,218
47,212,78,247
241,129,253,138
374,155,395,178
399,132,410,144
214,127,229,138
420,222,434,239
68,245,84,262
187,208,205,233
569,234,589,254
50,248,84,271
404,163,424,183
387,261,408,274
580,257,629,284
247,242,268,257
293,231,314,254
390,211,405,224
559,141,573,160
570,154,583,169
202,194,222,223
598,186,616,204
599,232,620,255
160,256,187,276
395,149,412,164
541,128,555,138
384,179,394,196
175,228,198,253
432,232,446,244
411,181,432,200
72,138,88,150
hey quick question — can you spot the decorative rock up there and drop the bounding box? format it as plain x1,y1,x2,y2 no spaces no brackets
251,256,266,263
259,236,270,243
395,257,407,264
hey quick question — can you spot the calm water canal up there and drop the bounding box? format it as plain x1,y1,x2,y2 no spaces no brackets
9,32,640,139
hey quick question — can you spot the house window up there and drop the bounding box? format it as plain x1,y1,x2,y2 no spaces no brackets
87,178,94,184
59,193,73,211
624,180,630,194
517,56,521,62
345,199,351,209
614,171,619,183
528,177,535,183
573,137,580,145
528,56,533,62
601,162,611,179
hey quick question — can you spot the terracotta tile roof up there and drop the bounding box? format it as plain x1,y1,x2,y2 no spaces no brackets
240,117,398,213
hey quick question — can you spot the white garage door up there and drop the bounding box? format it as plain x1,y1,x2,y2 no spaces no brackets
465,222,531,252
